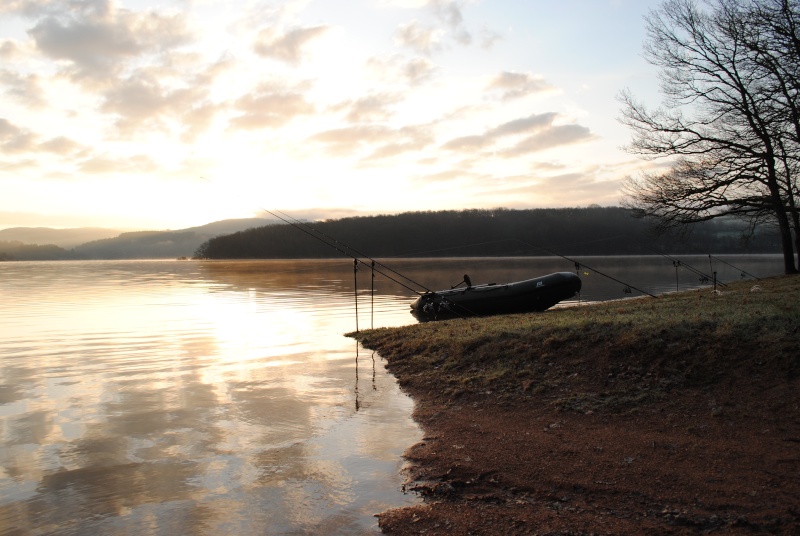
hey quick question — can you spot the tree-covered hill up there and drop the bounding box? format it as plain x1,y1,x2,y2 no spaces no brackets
0,241,74,261
0,217,272,260
195,207,783,259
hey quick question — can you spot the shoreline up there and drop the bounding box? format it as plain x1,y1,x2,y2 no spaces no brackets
353,276,800,534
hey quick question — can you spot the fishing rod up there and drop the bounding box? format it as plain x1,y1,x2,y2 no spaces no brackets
197,177,434,296
255,206,430,296
226,201,480,319
511,238,658,298
708,254,760,280
264,208,482,319
260,215,654,304
637,245,727,287
268,207,441,296
203,176,484,320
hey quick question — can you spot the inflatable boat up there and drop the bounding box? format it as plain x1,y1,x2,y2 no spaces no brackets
410,272,581,319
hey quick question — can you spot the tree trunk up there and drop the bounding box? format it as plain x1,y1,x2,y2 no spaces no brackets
776,208,798,273
765,161,799,273
791,206,800,272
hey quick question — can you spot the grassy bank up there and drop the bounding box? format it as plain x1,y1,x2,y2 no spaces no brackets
350,275,800,534
352,275,799,414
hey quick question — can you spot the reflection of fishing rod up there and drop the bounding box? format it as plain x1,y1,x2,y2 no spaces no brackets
709,255,760,280
511,238,657,298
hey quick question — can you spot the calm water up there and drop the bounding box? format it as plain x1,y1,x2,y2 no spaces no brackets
0,256,785,535
0,260,421,535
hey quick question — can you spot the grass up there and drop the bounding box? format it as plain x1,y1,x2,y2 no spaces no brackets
350,275,800,413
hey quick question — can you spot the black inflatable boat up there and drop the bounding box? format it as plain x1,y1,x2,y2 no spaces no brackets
410,272,581,319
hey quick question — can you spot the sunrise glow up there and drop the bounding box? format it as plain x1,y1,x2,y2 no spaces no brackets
0,0,663,231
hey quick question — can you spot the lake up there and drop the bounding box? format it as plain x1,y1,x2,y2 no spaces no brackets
0,255,784,534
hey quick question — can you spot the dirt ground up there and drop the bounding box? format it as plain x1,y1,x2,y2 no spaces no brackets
376,377,800,535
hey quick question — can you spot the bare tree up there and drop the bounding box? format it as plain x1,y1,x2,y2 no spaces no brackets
620,0,799,274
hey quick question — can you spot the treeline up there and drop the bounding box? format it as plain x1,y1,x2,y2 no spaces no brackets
73,231,203,259
194,207,783,259
0,232,197,261
0,241,74,261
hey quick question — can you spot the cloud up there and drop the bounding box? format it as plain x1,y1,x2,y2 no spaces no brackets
504,124,594,156
0,118,36,153
431,167,624,209
395,20,443,55
440,112,566,153
308,121,435,161
430,0,471,45
78,154,157,174
255,206,371,222
403,56,438,84
253,25,330,64
362,126,435,161
309,125,396,157
487,113,558,137
366,54,439,86
536,170,625,204
479,26,502,49
39,136,84,155
229,83,315,130
439,112,595,158
0,120,89,159
99,72,213,136
0,0,72,18
413,168,472,182
180,102,224,143
333,93,402,123
1,3,230,142
486,71,555,100
440,134,490,151
363,141,421,161
0,70,46,108
27,4,191,82
0,40,21,59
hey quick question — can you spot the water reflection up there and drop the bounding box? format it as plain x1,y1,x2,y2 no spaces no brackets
0,260,421,535
0,256,784,535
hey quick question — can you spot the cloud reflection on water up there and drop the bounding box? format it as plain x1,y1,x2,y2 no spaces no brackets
0,260,421,535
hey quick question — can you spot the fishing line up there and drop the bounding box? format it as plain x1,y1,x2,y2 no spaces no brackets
198,176,479,319
708,254,760,280
268,207,439,295
199,177,425,295
510,238,658,298
264,207,483,318
198,176,666,312
256,206,448,303
634,243,726,287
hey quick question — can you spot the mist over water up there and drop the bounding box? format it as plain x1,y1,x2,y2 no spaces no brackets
0,256,784,534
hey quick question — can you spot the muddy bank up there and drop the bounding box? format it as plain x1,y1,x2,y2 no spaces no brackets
353,276,800,534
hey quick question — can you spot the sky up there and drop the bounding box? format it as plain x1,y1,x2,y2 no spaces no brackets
0,0,666,231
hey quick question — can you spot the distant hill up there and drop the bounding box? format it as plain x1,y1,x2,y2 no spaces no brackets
0,227,121,248
0,218,273,260
195,208,784,259
182,218,274,237
0,210,784,261
72,218,272,259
